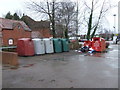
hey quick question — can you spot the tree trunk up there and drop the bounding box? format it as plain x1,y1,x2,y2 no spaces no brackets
86,12,93,40
65,28,69,39
86,0,94,40
91,25,97,39
90,0,105,39
52,0,56,38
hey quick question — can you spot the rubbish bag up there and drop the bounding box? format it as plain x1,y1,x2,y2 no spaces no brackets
88,50,96,53
80,46,89,52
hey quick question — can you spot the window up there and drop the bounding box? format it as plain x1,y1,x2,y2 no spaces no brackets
18,25,20,29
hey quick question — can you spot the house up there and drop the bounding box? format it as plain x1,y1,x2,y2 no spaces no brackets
0,29,2,47
21,15,53,38
0,18,31,46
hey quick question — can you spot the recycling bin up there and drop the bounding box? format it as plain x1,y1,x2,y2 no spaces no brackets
44,38,54,53
32,38,45,55
91,37,106,52
17,38,34,56
61,38,69,52
52,38,62,53
84,41,92,47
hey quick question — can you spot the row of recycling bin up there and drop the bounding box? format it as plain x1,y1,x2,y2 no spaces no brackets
17,38,69,56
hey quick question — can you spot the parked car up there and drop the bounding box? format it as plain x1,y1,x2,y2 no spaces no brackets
70,39,77,43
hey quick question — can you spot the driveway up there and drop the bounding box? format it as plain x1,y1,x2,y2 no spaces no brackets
2,44,118,88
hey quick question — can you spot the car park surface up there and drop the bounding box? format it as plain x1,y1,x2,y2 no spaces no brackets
2,43,118,88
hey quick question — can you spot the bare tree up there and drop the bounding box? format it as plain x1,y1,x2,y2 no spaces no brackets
26,0,58,38
75,0,79,37
82,0,115,40
55,1,77,38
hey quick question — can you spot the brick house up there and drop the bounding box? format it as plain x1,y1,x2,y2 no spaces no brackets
21,16,53,38
0,29,2,47
0,18,31,46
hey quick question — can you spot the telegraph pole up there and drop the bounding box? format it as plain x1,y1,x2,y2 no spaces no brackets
76,0,78,39
113,14,116,34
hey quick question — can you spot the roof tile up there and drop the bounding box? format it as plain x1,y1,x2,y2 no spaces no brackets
0,18,31,31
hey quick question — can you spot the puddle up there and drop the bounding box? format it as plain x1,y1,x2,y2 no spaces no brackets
10,67,19,70
22,64,34,68
3,65,11,67
84,52,105,58
50,79,56,83
38,79,45,82
2,63,35,70
53,58,65,61
90,53,105,57
2,65,19,70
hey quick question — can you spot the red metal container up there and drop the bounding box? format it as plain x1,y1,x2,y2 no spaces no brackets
91,37,106,52
17,38,34,56
84,41,92,47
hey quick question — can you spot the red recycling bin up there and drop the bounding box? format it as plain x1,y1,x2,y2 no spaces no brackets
17,38,35,56
91,37,106,52
84,41,92,47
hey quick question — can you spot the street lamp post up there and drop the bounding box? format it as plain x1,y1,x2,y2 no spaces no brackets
113,14,116,34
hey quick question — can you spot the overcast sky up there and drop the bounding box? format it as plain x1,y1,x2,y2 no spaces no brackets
0,0,119,34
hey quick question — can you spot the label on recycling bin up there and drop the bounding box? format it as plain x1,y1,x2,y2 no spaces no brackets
94,41,100,50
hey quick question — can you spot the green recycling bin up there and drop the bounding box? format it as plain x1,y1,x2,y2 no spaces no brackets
53,38,62,53
61,38,69,52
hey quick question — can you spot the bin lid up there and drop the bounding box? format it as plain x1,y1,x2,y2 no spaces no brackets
61,38,67,41
43,38,49,40
32,38,44,41
18,38,31,41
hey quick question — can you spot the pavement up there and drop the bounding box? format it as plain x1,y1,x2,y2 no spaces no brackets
2,43,118,88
